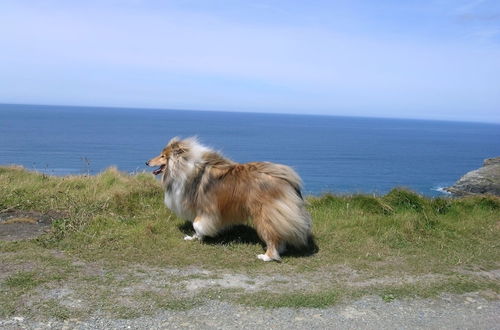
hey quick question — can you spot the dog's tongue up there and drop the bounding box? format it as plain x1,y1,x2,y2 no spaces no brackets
153,168,162,175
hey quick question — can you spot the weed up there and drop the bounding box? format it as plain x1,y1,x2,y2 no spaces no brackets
5,272,41,290
38,300,73,320
238,290,339,308
111,306,142,319
382,293,396,302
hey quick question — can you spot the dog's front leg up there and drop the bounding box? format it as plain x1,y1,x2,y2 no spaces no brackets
184,233,200,241
184,215,217,241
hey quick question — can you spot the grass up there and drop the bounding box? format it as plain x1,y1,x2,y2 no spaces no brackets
4,271,41,290
0,165,499,314
237,290,339,308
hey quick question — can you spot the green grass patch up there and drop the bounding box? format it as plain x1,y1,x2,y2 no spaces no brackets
4,271,41,290
37,299,74,320
238,289,339,308
374,276,500,301
110,306,142,319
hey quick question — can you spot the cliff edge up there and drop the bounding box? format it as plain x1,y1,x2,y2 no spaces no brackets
445,157,500,196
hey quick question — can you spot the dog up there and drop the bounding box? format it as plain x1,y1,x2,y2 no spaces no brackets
146,137,312,261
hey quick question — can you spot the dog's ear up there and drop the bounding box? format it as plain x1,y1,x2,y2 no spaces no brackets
171,142,188,156
168,136,181,144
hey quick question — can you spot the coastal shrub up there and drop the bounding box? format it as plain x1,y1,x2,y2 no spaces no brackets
308,194,344,210
449,195,500,213
430,197,452,214
383,188,425,212
472,196,499,210
349,195,393,214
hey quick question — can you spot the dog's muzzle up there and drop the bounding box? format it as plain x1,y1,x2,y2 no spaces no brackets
146,161,166,175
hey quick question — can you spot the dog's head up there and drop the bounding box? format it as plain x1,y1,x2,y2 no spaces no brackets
145,137,187,175
146,137,206,176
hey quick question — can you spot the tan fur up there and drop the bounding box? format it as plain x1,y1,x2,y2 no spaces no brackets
146,137,312,261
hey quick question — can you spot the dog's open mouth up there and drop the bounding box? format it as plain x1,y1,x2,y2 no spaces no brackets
152,165,166,175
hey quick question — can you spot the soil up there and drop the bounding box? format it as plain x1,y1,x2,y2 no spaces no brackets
0,209,63,241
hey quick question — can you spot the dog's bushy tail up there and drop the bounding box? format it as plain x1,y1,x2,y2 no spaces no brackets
256,162,303,198
255,163,312,247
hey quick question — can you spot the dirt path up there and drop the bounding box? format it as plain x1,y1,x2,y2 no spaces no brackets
0,209,62,241
1,256,499,329
1,293,499,329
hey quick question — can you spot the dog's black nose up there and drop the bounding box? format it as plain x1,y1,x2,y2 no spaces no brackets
145,161,149,166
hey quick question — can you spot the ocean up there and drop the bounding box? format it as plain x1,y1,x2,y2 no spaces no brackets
1,104,499,196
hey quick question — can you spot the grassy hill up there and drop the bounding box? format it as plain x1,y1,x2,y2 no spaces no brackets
1,166,499,317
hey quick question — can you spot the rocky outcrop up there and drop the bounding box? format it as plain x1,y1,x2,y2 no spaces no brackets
445,157,500,196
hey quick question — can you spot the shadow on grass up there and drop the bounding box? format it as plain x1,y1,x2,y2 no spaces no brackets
178,221,319,258
285,235,319,258
178,221,263,245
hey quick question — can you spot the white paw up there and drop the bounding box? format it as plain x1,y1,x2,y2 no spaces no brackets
184,235,198,241
257,254,272,262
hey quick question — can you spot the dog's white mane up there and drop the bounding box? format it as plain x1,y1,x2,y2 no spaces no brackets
183,137,211,166
162,137,211,221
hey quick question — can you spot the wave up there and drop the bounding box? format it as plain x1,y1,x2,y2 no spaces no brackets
432,186,452,195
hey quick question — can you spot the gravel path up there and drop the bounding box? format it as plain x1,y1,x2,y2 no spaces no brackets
2,293,499,329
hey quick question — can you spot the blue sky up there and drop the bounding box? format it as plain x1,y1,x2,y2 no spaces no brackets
1,0,499,122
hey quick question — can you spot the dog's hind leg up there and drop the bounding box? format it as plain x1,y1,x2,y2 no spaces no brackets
255,223,282,262
184,215,219,241
253,213,282,262
257,241,281,262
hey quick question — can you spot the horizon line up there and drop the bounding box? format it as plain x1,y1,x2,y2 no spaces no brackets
1,102,499,126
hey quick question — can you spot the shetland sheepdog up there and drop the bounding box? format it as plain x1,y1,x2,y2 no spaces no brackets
146,137,312,261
